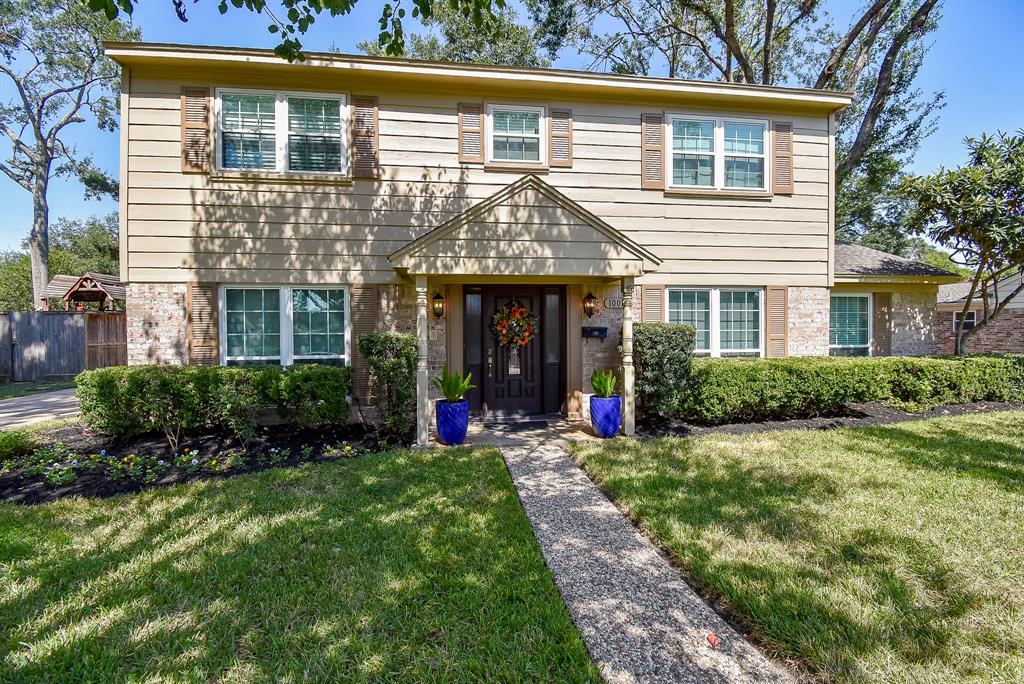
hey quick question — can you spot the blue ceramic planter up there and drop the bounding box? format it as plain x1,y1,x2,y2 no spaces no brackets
590,395,622,438
436,399,470,445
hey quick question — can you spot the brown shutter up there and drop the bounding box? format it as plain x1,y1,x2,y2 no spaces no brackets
765,286,788,357
549,108,573,167
872,292,892,356
350,285,378,404
641,113,665,190
772,121,794,194
458,103,484,163
187,282,218,365
352,95,379,178
180,87,210,173
641,285,665,322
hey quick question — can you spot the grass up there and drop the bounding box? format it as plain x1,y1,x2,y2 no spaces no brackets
0,418,78,463
0,379,75,401
570,412,1024,683
0,447,600,683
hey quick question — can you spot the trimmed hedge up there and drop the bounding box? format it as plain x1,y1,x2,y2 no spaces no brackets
634,322,695,418
76,364,352,449
678,355,1024,424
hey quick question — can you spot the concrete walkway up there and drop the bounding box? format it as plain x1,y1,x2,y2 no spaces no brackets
0,388,79,430
502,441,793,684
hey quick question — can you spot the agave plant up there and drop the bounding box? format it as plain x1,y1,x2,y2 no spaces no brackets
431,365,477,403
591,369,618,398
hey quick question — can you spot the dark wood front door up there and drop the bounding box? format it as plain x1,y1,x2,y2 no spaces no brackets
464,285,564,417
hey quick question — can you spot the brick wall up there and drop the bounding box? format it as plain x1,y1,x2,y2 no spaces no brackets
126,283,188,365
787,286,830,356
935,308,1024,354
891,291,937,356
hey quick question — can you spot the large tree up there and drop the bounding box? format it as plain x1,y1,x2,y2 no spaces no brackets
0,0,136,309
358,3,550,67
530,0,944,253
901,131,1024,354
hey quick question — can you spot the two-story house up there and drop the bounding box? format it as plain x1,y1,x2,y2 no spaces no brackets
106,42,960,445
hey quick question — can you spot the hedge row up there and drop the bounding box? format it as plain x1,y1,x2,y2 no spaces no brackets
76,364,352,450
677,355,1024,424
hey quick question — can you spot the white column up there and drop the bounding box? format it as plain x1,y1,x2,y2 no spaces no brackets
415,275,430,446
621,276,635,436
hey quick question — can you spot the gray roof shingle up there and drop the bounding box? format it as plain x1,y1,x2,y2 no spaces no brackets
835,241,958,278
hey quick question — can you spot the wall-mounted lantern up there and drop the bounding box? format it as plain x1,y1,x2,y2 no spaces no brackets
432,292,445,319
583,291,598,318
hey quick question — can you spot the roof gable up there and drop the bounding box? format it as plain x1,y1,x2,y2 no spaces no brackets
389,175,661,277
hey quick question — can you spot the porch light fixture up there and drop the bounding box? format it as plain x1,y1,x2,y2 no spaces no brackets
583,292,598,318
432,292,445,319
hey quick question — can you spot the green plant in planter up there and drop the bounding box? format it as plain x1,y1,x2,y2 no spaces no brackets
431,365,477,403
592,369,618,398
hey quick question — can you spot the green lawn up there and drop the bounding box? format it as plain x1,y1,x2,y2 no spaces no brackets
0,379,75,401
0,447,599,683
571,412,1024,683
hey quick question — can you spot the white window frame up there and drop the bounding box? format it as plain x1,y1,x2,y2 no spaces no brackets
829,293,873,356
219,285,352,367
665,113,770,192
954,310,978,332
665,287,765,357
214,88,350,176
485,103,547,165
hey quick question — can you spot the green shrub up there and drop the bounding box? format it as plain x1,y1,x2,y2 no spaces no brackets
634,322,695,419
76,364,352,448
357,332,416,439
677,355,1024,425
0,427,40,466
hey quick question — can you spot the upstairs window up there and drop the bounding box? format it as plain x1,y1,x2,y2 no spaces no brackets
487,105,545,164
217,89,348,174
668,115,769,191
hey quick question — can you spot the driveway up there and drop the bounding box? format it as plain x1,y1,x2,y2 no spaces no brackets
0,388,79,430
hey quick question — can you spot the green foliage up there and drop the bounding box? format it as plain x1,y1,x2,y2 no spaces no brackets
76,364,352,448
357,332,417,439
0,427,40,464
431,365,476,402
359,3,549,67
677,356,1024,425
590,369,617,398
633,322,695,419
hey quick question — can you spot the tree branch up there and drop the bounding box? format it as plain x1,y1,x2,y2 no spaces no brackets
815,0,892,89
836,0,939,183
762,0,777,85
0,160,31,191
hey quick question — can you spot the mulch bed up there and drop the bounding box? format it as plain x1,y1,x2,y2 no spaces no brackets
0,422,403,506
638,401,1024,438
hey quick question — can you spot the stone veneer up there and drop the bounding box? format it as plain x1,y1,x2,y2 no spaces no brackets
891,291,937,356
126,283,188,365
935,307,1024,354
787,287,830,356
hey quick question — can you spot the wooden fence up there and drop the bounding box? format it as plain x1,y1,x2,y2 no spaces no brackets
0,311,127,382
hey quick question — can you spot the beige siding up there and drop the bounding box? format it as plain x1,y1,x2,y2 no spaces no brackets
124,70,833,287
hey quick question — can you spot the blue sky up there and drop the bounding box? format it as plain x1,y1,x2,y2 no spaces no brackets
1,0,1021,251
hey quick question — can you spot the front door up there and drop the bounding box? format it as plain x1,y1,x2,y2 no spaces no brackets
464,285,564,417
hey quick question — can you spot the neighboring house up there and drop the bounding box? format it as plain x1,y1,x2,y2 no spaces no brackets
106,43,960,445
936,272,1024,354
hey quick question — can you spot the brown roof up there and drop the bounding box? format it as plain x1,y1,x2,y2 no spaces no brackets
835,242,958,279
43,272,125,301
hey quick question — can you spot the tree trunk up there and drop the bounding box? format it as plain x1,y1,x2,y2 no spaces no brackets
29,168,50,310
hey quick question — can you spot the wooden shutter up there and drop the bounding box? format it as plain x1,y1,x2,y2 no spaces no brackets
772,121,794,194
549,108,573,167
641,113,665,190
350,285,378,404
765,286,788,357
872,292,892,356
187,283,218,365
352,95,379,178
458,103,484,163
180,87,211,173
641,285,665,322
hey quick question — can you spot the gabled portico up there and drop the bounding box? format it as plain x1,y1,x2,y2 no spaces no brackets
389,175,661,446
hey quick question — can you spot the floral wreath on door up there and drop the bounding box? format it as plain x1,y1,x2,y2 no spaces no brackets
490,301,537,347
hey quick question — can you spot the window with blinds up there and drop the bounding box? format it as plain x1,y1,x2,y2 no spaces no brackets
829,294,871,356
217,89,347,174
487,104,545,164
667,115,769,192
